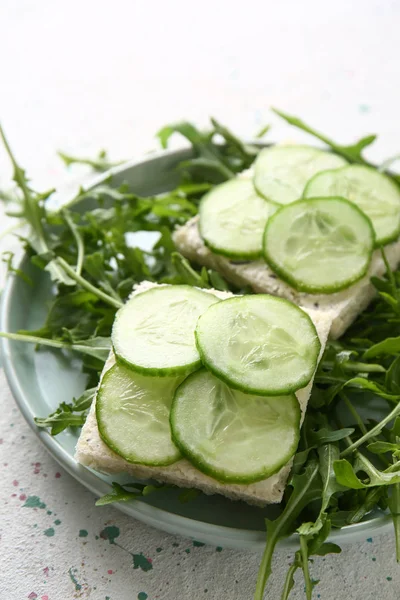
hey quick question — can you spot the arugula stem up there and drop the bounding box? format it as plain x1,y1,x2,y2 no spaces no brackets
340,392,389,467
341,402,400,457
299,536,312,600
341,392,369,436
58,150,124,172
323,361,385,373
254,462,320,600
61,209,84,276
349,487,384,524
0,124,47,251
0,332,81,350
36,413,86,429
56,257,122,309
0,332,111,362
280,562,298,600
389,483,400,562
387,460,400,473
254,531,278,600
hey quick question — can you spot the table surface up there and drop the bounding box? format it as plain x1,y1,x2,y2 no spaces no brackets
1,1,400,599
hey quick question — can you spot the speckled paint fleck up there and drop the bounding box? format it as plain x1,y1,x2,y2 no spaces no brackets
44,527,55,537
23,496,46,509
133,553,153,572
79,529,88,537
100,526,120,544
138,593,148,600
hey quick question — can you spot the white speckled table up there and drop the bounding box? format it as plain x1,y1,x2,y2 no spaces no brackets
1,1,400,598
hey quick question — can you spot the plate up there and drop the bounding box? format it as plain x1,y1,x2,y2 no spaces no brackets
0,147,393,551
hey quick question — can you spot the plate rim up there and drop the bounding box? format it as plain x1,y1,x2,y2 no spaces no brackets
0,147,393,551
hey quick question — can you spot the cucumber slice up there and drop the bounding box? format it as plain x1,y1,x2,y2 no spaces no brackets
195,295,320,396
303,165,400,246
254,146,347,205
199,179,276,259
97,363,182,466
112,285,219,376
170,369,300,483
263,197,375,294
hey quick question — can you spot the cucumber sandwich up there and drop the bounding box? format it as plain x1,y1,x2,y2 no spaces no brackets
76,281,332,506
174,145,400,338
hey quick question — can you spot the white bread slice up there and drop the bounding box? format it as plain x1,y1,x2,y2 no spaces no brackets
75,281,332,506
173,216,400,340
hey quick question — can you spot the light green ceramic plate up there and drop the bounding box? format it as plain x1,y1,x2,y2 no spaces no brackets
0,148,392,551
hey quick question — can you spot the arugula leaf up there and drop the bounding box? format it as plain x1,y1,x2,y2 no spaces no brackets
364,337,400,359
95,481,168,506
157,118,257,182
308,427,355,446
272,108,376,166
169,252,211,288
272,107,400,187
341,400,400,456
0,332,111,362
95,481,200,507
157,122,209,150
58,149,125,172
298,445,346,537
334,453,400,489
255,124,271,139
61,209,85,276
0,126,75,285
295,520,341,600
367,441,400,456
35,387,96,435
254,459,321,600
2,251,33,285
95,482,143,506
178,157,234,181
207,270,231,291
386,356,400,394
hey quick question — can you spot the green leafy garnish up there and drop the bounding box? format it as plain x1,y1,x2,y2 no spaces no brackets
95,481,168,506
58,149,125,172
272,108,400,185
254,459,322,600
35,387,96,435
2,112,400,599
95,481,200,507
